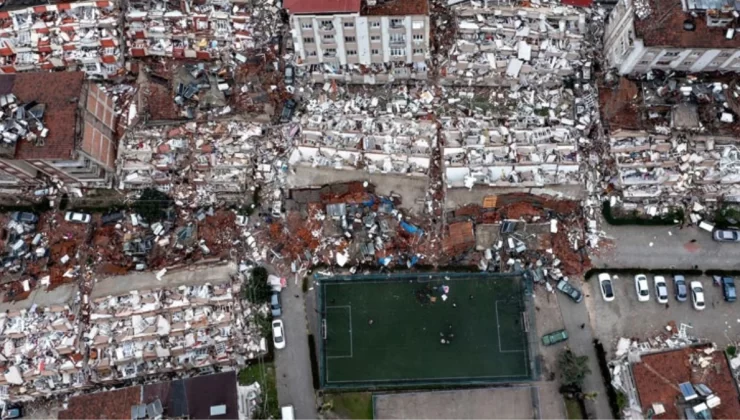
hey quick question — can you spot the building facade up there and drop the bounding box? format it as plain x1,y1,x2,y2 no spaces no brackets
604,0,740,74
286,0,430,83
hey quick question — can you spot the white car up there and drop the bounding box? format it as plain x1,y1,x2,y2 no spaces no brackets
635,274,650,302
64,211,91,224
691,281,706,311
272,319,286,349
654,276,668,304
598,273,615,302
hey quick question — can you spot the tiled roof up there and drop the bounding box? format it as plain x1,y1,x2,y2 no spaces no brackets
10,72,85,160
632,346,740,420
283,0,361,14
634,0,740,48
57,386,142,419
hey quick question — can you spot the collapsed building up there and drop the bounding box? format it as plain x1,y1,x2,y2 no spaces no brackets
445,1,590,85
0,72,117,188
600,75,740,205
286,0,431,83
0,0,123,79
0,263,267,402
124,0,282,59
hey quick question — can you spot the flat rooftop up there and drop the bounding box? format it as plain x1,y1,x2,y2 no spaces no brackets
632,345,740,419
633,0,740,49
361,0,429,16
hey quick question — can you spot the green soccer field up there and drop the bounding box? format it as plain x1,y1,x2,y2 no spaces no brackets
319,273,531,387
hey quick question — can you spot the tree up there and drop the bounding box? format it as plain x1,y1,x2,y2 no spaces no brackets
132,188,173,223
558,349,591,389
244,267,271,304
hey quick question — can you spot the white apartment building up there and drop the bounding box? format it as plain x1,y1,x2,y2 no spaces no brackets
604,0,740,74
285,0,430,82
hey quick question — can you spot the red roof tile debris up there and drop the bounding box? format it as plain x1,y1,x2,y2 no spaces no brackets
444,221,475,253
560,0,592,7
10,72,84,160
283,0,361,14
362,0,429,16
598,77,643,130
634,0,740,48
57,386,141,419
632,346,740,420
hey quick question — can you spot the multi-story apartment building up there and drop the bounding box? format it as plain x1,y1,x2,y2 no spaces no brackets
0,72,117,187
604,0,740,74
0,0,123,79
285,0,430,83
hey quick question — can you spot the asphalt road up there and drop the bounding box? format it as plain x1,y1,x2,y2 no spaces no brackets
593,220,738,269
274,275,317,419
556,285,612,420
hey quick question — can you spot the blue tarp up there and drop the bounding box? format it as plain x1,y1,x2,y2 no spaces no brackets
407,255,419,268
378,257,393,266
362,196,376,207
400,221,423,235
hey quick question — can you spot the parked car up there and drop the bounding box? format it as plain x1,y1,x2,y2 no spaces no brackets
279,99,297,123
9,212,38,224
691,281,706,310
654,276,668,304
634,274,650,302
284,65,295,85
598,273,615,302
722,277,737,302
541,329,569,346
4,405,22,419
272,319,286,350
673,275,687,302
101,211,125,226
556,279,583,303
713,229,740,242
235,215,248,227
64,212,91,224
270,292,282,317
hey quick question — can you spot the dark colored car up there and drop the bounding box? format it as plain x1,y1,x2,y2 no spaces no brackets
556,279,583,303
9,212,38,224
5,404,22,419
101,211,125,226
280,99,297,123
723,277,737,302
271,292,282,317
284,65,295,85
673,275,687,302
542,329,569,346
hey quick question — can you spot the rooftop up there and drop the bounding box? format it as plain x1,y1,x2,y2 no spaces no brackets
632,346,740,420
9,72,85,161
283,0,361,14
633,0,740,48
361,0,429,16
57,386,141,420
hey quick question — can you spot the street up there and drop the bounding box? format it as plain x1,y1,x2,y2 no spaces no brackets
274,276,317,419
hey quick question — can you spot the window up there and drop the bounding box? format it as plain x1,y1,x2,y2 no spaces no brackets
303,37,314,44
390,18,403,27
324,48,336,56
656,61,671,66
371,21,380,28
390,48,405,56
345,36,356,43
690,51,701,57
682,61,694,66
320,20,332,26
663,51,679,57
371,49,379,54
343,21,354,28
370,35,380,41
301,22,312,29
639,60,649,65
347,50,357,55
412,20,424,29
719,51,732,57
413,49,424,54
390,33,405,43
413,34,424,41
323,34,334,41
307,50,317,56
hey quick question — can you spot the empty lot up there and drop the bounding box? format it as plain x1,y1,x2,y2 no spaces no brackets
587,273,740,357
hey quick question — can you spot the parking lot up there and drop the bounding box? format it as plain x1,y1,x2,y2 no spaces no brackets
587,272,740,357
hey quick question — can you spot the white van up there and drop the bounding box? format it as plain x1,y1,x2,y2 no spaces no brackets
281,405,295,420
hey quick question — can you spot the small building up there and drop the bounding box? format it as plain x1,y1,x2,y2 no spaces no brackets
0,72,117,187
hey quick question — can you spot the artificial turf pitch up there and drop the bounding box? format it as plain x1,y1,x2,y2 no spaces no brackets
320,274,530,387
